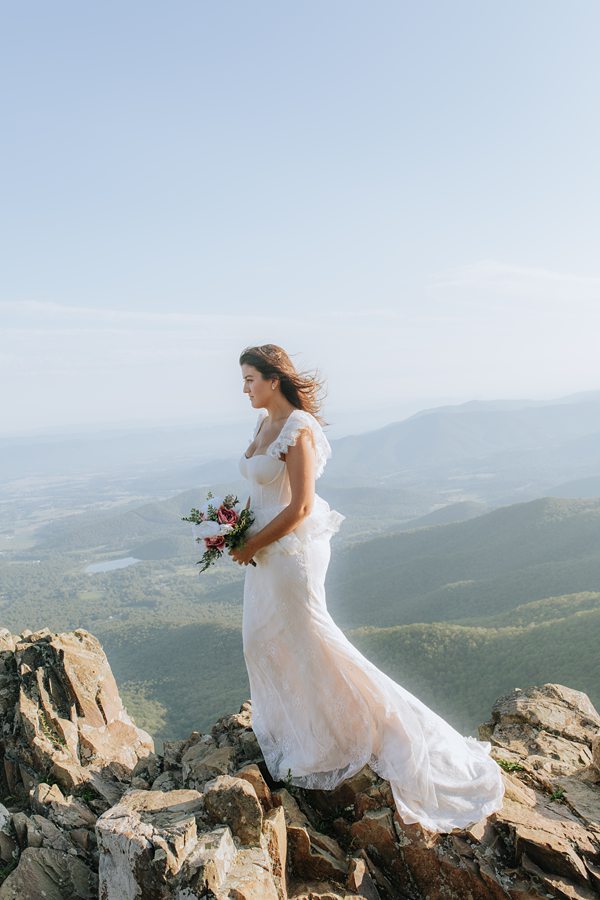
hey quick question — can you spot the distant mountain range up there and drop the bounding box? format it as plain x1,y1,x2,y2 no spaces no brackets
2,389,599,747
32,388,598,549
320,390,600,504
3,390,599,512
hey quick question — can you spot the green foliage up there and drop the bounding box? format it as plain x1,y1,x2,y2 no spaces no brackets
102,622,249,748
1,494,599,752
74,785,100,804
38,709,66,748
497,759,525,772
326,497,600,630
118,684,168,737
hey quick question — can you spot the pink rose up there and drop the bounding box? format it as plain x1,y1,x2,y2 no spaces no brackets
217,505,238,525
204,535,226,550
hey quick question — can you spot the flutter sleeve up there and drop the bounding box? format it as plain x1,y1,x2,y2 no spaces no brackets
267,409,332,479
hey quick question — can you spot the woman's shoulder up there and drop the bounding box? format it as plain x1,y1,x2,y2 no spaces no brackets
292,408,329,434
276,408,332,479
283,408,324,436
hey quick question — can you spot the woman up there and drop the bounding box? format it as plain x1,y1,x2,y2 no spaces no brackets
230,343,505,833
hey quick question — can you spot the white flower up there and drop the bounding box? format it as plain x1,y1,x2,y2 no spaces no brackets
192,521,233,540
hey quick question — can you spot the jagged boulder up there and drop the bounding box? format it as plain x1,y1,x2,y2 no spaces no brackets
181,735,236,790
95,787,207,897
0,628,155,897
0,627,154,800
95,783,286,898
0,846,98,899
275,787,349,884
203,774,264,845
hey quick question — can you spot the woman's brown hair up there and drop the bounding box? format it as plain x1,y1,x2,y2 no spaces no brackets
239,344,329,427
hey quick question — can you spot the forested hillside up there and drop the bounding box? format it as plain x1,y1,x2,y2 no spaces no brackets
2,494,598,749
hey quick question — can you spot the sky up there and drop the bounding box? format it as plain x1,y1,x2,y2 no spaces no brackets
2,1,599,436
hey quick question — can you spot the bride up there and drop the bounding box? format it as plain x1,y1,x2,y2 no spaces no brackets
229,343,505,833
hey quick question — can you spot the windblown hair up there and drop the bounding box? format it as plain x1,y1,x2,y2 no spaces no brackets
239,344,329,427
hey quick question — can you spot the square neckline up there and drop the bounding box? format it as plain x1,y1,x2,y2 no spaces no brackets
244,409,296,460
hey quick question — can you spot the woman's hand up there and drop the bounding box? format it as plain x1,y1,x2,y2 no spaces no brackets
229,540,257,566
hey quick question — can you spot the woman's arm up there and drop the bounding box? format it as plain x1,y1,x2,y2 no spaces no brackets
230,428,316,563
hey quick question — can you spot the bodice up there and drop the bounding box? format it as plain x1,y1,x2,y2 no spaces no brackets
238,453,291,509
237,409,345,556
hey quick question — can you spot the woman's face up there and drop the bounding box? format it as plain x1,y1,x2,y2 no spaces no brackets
242,364,274,408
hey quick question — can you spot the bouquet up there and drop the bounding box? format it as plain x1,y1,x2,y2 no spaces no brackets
182,490,257,572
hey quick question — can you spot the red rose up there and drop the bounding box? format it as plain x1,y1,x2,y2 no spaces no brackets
204,535,226,550
217,505,238,525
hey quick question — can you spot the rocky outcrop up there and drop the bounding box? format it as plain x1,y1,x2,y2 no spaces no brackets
0,627,154,797
0,627,599,898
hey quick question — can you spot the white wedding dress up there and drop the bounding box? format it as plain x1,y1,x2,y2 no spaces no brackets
238,408,505,833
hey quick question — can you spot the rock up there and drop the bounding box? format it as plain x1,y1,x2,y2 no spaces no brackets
151,770,183,792
214,703,253,734
349,807,404,881
309,766,381,820
486,683,600,782
287,881,363,899
346,855,381,899
9,812,30,850
203,774,263,846
182,740,235,790
162,737,188,770
216,845,281,899
237,728,262,762
262,805,288,899
79,769,125,807
24,814,72,852
95,787,206,898
287,823,349,883
0,803,17,865
131,749,161,782
592,734,600,777
0,846,97,899
70,828,94,853
275,787,349,883
351,848,396,898
274,787,310,827
30,782,97,830
236,762,274,810
178,812,287,900
176,824,238,894
2,628,154,798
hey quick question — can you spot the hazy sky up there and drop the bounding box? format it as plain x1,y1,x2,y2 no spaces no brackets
2,1,599,436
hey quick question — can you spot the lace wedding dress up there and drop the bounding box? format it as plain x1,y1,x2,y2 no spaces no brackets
238,408,505,833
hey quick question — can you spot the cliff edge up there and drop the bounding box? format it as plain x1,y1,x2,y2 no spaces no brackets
1,627,599,899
